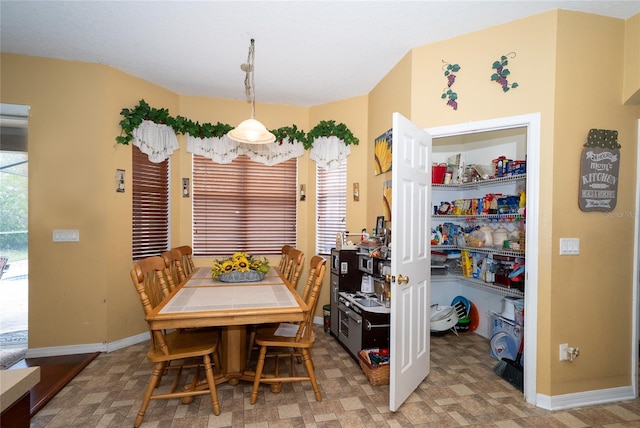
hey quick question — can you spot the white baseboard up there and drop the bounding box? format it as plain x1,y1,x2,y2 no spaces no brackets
536,386,636,410
25,332,150,358
25,320,330,359
104,332,149,352
23,321,329,359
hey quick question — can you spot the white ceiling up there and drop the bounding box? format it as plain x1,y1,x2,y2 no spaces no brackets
1,1,638,107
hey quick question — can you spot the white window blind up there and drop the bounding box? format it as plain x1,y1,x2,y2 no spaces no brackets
132,145,170,260
192,155,297,257
316,160,347,255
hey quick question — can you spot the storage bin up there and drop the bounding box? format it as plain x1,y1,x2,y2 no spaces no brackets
432,164,447,184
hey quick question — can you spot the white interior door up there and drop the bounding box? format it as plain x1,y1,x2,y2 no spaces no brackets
389,112,432,411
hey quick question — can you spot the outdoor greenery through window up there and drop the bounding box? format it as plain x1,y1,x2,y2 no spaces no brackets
0,151,28,264
316,160,347,255
192,155,297,257
132,146,170,260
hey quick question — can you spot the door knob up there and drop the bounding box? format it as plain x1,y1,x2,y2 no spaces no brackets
397,274,409,284
385,274,395,283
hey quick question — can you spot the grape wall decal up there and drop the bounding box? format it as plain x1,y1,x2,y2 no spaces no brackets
441,61,461,110
491,52,519,92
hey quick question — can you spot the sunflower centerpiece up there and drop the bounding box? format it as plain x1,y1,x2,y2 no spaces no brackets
211,252,270,282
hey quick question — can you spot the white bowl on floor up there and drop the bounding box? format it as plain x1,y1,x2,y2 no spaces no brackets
430,305,459,332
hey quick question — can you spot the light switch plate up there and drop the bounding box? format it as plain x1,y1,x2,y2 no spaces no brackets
560,238,579,255
53,229,80,242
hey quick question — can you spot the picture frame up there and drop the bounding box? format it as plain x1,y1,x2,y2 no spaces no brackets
376,216,385,235
374,129,392,176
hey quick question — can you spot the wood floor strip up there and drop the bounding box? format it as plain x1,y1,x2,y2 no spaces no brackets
9,352,100,417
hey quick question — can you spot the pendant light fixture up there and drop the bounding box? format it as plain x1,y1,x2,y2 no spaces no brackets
227,39,276,144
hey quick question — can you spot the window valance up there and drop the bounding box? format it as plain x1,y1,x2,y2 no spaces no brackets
310,135,352,170
186,135,305,166
132,120,179,163
117,100,359,166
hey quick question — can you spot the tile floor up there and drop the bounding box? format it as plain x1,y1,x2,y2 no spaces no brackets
30,326,640,427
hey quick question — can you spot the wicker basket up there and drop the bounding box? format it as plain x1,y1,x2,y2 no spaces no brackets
358,350,390,385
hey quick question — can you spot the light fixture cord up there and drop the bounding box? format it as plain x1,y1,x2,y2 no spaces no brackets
243,39,256,118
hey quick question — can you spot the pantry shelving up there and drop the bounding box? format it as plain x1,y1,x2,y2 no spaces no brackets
431,274,524,298
431,172,526,298
432,173,526,190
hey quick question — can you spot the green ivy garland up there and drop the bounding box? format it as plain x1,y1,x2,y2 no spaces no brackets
304,120,359,150
116,99,359,150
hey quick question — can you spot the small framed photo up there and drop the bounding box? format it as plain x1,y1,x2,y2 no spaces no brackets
376,216,385,234
116,169,125,193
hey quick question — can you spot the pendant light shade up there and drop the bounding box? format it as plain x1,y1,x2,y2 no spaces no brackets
228,117,275,144
228,39,276,144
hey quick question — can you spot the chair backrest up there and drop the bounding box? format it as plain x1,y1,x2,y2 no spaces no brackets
130,256,174,353
161,248,186,289
131,256,174,315
296,256,326,341
175,245,196,275
277,245,292,273
284,248,304,290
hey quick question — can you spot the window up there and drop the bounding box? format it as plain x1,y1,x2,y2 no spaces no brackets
132,146,170,260
316,160,347,255
192,155,297,257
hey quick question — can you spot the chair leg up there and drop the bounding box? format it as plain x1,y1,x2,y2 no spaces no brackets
250,345,268,404
270,354,282,393
301,349,322,402
136,361,167,428
203,353,221,415
179,363,201,404
213,346,222,375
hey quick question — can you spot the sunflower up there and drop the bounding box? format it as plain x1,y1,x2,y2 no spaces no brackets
234,256,251,272
211,252,270,279
221,260,235,273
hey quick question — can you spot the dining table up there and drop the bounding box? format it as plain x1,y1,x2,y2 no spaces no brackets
146,265,308,385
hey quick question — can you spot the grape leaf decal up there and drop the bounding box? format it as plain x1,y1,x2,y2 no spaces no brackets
441,61,461,110
491,52,518,92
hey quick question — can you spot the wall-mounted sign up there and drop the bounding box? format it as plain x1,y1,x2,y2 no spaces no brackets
579,129,620,212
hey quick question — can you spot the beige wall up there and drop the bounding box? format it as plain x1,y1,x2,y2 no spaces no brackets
307,96,369,311
550,10,639,395
409,9,560,395
367,52,413,227
407,10,639,395
623,13,640,105
104,68,181,342
0,54,181,345
1,9,639,400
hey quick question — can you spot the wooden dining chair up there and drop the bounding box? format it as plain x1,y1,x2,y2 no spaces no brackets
277,245,292,274
175,245,196,276
130,256,221,427
249,256,326,404
161,248,186,289
284,248,305,291
246,248,304,364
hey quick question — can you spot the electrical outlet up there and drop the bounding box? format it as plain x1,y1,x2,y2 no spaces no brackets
559,343,569,361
